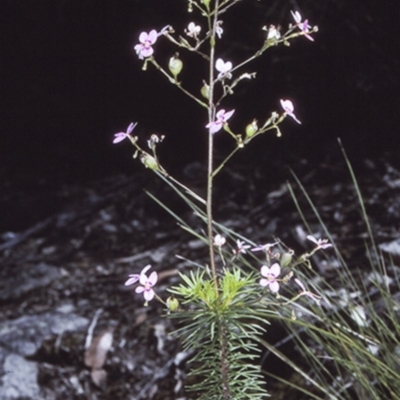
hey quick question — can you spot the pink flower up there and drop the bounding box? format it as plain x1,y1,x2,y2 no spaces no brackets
260,263,281,293
206,109,235,134
134,30,158,59
234,240,251,255
125,265,158,302
290,10,314,42
294,278,321,304
280,99,301,124
216,58,233,80
252,242,277,253
113,122,137,144
307,235,332,249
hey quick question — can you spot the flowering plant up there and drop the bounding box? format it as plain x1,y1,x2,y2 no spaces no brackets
115,1,325,398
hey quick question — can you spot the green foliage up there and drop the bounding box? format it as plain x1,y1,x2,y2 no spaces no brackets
169,267,272,399
260,149,400,399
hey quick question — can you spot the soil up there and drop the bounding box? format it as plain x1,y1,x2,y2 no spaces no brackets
1,155,400,399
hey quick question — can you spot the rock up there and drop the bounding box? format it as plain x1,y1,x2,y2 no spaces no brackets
0,353,41,399
0,263,61,301
379,238,400,263
0,311,89,357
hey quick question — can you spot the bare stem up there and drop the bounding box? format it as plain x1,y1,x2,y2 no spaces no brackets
206,2,219,292
149,59,208,108
208,3,231,399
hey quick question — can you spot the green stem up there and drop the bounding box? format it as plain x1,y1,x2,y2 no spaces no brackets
208,3,232,400
212,145,241,178
206,3,219,292
149,59,208,109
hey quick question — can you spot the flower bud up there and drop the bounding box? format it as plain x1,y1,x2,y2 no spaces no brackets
166,296,179,312
201,0,210,8
168,54,183,79
280,250,294,268
200,81,210,99
245,119,258,138
140,153,159,171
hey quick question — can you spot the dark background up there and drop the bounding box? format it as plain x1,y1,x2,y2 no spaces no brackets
2,0,399,184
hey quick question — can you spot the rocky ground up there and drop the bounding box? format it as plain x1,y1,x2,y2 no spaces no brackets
1,156,400,399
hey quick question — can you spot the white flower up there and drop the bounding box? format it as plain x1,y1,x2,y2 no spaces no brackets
267,25,281,41
260,263,281,293
216,58,233,80
214,234,226,247
185,22,201,38
216,21,223,38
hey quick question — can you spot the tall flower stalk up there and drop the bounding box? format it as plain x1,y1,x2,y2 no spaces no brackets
115,1,322,398
206,0,221,294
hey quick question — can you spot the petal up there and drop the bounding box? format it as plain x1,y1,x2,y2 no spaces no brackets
215,58,224,72
144,289,155,301
135,286,145,294
216,109,226,119
141,46,154,58
223,109,235,121
291,10,302,24
294,278,306,291
260,278,269,287
305,33,314,42
260,265,270,278
148,30,158,44
280,99,294,113
138,31,149,43
288,112,301,124
148,271,158,285
126,122,136,134
207,121,222,134
225,61,233,71
307,235,318,245
141,265,152,275
113,133,127,144
270,263,281,277
124,274,140,286
269,281,280,293
139,273,148,285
